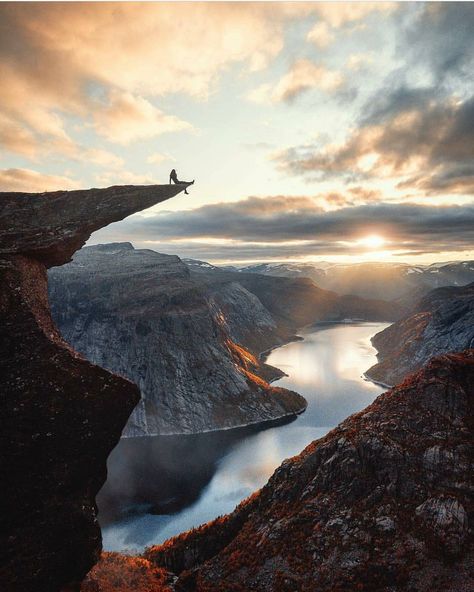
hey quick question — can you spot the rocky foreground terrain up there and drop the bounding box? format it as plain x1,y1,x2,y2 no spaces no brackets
82,350,474,592
366,283,474,386
0,185,188,592
49,243,400,436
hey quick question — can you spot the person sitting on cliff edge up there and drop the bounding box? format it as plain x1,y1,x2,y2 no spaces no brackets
169,169,194,194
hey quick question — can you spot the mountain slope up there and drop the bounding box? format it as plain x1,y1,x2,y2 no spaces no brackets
187,267,403,328
144,350,474,592
366,283,474,386
50,243,401,436
49,243,306,436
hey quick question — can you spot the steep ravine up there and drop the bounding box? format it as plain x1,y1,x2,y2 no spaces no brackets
82,350,474,591
49,243,401,436
0,185,187,592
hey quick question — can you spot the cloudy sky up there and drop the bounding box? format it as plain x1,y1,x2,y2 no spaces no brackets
1,2,473,264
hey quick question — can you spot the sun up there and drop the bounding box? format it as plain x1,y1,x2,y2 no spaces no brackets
357,234,386,249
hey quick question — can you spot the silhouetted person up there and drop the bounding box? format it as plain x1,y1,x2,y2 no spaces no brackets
169,169,194,194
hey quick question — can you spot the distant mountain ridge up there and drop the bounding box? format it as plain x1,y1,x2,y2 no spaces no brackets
223,260,474,303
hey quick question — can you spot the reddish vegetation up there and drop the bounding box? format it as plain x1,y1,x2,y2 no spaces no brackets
144,350,474,592
226,338,305,409
80,553,173,592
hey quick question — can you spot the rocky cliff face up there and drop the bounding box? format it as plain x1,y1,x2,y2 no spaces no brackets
49,243,400,437
366,283,474,386
0,185,186,592
49,243,306,436
143,350,474,592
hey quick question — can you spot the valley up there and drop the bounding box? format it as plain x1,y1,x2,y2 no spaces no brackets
48,243,399,436
99,322,388,551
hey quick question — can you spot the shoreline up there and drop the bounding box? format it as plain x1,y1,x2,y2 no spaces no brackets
122,320,386,440
102,321,389,538
362,371,393,389
122,332,309,440
121,405,306,440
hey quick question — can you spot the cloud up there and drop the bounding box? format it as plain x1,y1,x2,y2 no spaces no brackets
306,3,396,51
147,152,174,165
346,53,374,71
306,22,335,48
90,195,474,261
403,3,474,83
311,2,396,28
0,168,80,192
0,3,315,160
313,187,384,208
85,148,124,169
269,3,474,198
247,59,344,104
0,106,124,168
275,92,474,195
93,91,192,144
0,114,38,159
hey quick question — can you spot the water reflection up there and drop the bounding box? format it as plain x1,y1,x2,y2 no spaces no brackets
101,322,388,552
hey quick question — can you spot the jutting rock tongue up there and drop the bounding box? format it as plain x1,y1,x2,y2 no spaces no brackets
0,185,186,592
0,184,186,266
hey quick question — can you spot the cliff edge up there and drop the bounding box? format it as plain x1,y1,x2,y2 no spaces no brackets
366,283,474,386
0,185,186,591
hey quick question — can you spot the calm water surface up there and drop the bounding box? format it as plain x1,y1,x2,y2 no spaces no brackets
101,322,389,552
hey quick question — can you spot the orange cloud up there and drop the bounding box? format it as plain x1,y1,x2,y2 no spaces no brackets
306,3,396,53
0,168,80,192
306,22,335,48
0,3,316,161
247,59,344,104
93,91,192,144
311,2,396,28
275,92,474,200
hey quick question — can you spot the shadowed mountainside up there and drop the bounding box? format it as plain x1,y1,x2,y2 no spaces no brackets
366,283,474,386
49,243,306,436
49,242,401,436
0,185,187,592
140,350,474,592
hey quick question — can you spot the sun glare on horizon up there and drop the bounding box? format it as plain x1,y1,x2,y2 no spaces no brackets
357,235,386,249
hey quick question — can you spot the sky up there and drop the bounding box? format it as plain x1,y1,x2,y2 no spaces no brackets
1,1,473,264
